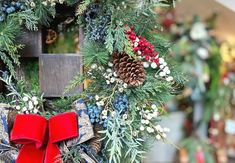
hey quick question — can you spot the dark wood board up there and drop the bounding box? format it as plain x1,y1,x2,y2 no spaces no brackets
39,54,83,97
18,28,42,58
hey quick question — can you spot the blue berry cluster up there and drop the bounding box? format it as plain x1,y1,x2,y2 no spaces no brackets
87,104,110,128
87,104,102,124
113,94,129,114
84,4,111,41
0,1,25,22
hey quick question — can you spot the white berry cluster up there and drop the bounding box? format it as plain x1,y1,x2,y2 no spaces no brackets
103,67,118,85
15,94,40,114
101,109,108,119
138,104,170,140
117,1,127,10
88,63,105,78
94,95,113,119
143,57,173,82
155,124,170,140
157,58,173,82
94,95,105,107
139,104,159,131
101,109,128,120
103,62,128,93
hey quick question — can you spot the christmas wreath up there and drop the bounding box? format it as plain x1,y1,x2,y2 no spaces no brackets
0,0,185,163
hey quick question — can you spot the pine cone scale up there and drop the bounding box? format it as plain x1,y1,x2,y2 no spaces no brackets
112,52,145,86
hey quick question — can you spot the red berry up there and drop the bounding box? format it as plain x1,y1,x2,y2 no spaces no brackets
144,48,149,53
133,47,139,52
154,58,160,65
145,56,150,61
149,53,155,57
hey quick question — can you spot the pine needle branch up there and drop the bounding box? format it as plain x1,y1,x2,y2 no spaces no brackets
82,41,110,66
76,0,92,16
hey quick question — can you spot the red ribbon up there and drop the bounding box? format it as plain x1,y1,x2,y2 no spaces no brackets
10,112,78,163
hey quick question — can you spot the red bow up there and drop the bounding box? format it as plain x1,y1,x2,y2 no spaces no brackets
11,112,78,163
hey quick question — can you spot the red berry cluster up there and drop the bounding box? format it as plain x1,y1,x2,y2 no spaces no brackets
126,27,160,64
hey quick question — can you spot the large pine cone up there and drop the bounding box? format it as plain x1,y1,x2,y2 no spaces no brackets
113,52,145,86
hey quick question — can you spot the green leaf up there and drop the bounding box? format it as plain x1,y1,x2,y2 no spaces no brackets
105,27,114,54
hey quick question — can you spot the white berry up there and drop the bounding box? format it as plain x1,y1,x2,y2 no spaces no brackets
166,70,171,74
28,101,34,110
162,133,167,138
32,96,38,102
155,125,161,130
159,58,164,64
123,83,128,88
156,134,161,140
159,71,166,77
22,107,27,112
137,51,142,55
113,72,118,77
147,127,154,133
108,62,113,67
163,66,169,72
135,38,140,42
33,109,38,114
151,62,157,69
160,65,164,69
143,62,150,68
140,126,145,131
99,101,105,106
166,76,173,82
162,62,167,66
23,96,29,102
118,87,124,93
106,68,112,73
33,100,39,106
95,95,100,101
16,105,21,110
110,77,116,83
102,110,108,116
134,42,138,47
91,64,97,69
151,104,157,109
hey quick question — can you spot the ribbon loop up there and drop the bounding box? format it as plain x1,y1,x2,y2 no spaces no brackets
11,113,78,163
11,114,47,148
49,112,78,143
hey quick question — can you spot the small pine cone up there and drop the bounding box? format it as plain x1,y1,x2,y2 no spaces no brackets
46,29,57,44
89,124,102,154
113,52,145,86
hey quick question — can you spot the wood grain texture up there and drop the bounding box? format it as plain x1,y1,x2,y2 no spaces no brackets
39,54,83,97
18,28,42,57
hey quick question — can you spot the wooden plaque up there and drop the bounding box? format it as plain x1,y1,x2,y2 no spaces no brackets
18,29,42,58
39,54,82,97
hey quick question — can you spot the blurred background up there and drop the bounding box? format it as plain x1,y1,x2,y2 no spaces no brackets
147,0,235,162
